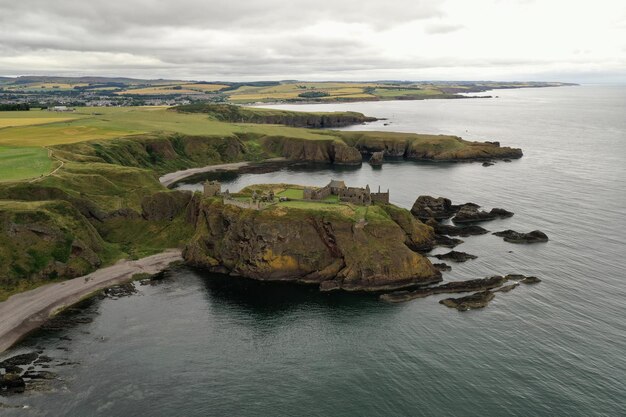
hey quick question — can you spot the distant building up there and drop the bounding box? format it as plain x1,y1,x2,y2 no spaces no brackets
49,105,73,112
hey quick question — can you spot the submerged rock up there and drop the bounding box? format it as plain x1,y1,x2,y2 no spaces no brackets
440,290,496,311
433,223,489,237
493,283,520,293
433,251,478,262
0,353,38,368
493,230,549,243
22,371,56,380
482,161,494,167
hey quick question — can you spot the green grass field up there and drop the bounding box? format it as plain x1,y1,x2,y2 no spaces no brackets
0,107,339,147
0,146,54,182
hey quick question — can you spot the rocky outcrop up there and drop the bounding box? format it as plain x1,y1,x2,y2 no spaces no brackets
331,143,362,165
433,251,477,262
183,199,441,292
505,274,542,284
493,230,549,243
380,275,507,303
433,263,451,272
369,151,384,166
434,235,463,248
433,223,489,237
440,291,496,311
411,196,455,221
452,205,514,224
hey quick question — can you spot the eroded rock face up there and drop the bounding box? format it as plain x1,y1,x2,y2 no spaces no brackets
332,144,362,165
493,230,549,243
369,151,384,166
411,196,455,221
183,199,441,292
141,190,194,221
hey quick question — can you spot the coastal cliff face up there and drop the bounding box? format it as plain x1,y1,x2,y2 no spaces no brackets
174,103,377,128
183,199,440,291
260,137,362,164
341,133,523,161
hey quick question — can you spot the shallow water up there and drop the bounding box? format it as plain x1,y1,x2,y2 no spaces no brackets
2,85,625,416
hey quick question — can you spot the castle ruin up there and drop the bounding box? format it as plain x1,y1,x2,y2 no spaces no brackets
203,180,221,197
303,179,389,205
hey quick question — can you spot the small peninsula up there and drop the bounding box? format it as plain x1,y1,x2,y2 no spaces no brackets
184,181,441,291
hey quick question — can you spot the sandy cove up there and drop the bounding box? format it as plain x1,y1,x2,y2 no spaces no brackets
0,249,182,354
159,157,288,187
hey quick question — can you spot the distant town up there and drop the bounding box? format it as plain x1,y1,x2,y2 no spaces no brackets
0,76,575,109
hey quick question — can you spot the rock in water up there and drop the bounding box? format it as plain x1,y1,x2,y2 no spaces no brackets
433,251,477,262
369,151,384,166
434,234,464,248
452,205,497,223
411,196,455,221
0,373,26,394
380,275,507,303
433,223,489,237
493,230,549,243
433,263,452,272
439,290,496,311
490,208,514,218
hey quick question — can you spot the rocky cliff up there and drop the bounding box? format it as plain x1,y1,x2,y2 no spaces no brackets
340,132,523,161
183,198,440,292
174,103,377,127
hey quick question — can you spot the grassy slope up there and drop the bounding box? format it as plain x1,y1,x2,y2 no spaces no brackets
0,161,193,300
0,146,55,182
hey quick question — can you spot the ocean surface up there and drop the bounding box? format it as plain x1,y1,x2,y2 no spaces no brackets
2,85,625,416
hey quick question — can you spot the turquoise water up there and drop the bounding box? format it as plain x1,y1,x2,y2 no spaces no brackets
2,86,625,416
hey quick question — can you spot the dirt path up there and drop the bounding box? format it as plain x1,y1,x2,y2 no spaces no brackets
159,157,287,187
0,249,183,354
28,147,64,183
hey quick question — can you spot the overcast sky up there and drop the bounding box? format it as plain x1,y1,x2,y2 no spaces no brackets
1,0,625,82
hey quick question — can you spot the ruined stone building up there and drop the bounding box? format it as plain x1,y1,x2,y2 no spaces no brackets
302,179,389,205
203,180,221,197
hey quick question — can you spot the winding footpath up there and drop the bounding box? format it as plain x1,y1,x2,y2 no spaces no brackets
0,249,182,354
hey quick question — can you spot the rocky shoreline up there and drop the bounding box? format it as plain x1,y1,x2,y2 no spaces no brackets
0,250,182,354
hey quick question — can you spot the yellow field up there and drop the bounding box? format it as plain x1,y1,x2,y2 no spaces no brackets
117,83,227,95
0,117,79,128
181,83,228,92
227,82,387,102
0,106,339,147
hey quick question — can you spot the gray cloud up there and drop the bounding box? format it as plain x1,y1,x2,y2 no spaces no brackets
424,23,464,34
0,0,624,82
